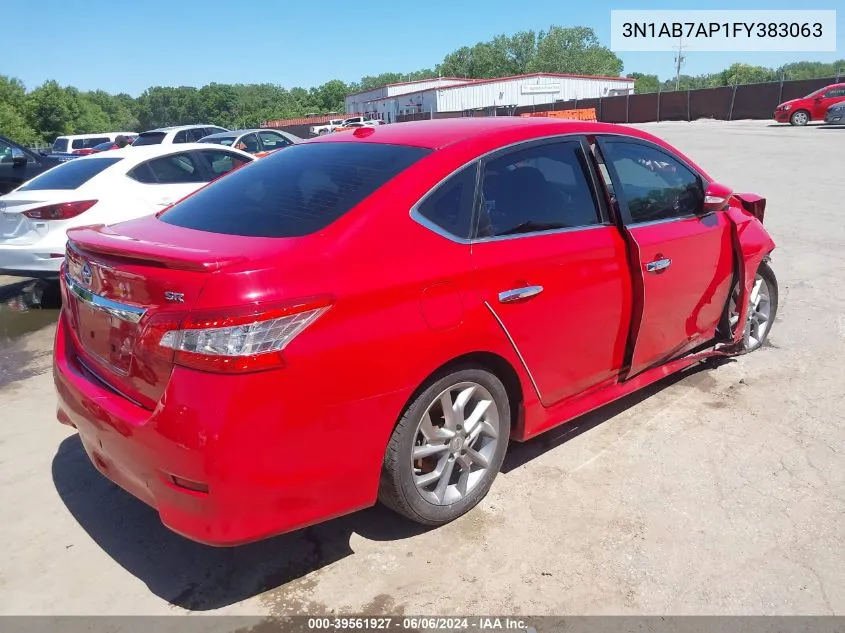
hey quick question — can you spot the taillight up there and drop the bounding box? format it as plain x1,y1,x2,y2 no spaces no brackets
156,297,333,373
23,200,98,220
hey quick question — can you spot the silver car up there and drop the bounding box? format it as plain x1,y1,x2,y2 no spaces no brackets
197,129,302,155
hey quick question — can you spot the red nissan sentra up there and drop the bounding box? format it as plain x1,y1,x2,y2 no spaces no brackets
53,118,778,546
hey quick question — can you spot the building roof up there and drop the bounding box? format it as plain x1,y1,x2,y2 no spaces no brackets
345,77,475,98
370,72,634,101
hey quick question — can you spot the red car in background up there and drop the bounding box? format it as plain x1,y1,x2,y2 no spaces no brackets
72,136,138,155
53,118,777,546
773,82,845,125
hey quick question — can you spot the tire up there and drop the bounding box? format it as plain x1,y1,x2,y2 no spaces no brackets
790,110,810,126
728,261,778,353
378,366,510,525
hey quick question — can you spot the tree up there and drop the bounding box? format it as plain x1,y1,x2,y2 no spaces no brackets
25,80,79,142
529,26,623,76
628,72,660,94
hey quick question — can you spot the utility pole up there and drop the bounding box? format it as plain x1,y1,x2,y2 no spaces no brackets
673,37,686,91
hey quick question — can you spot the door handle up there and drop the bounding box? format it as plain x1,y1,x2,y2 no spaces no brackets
498,285,544,303
646,258,672,273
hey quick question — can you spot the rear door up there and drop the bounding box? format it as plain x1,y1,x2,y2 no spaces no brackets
470,137,632,407
595,136,734,378
126,151,209,208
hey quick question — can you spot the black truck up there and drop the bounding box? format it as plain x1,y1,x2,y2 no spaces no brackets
0,134,62,195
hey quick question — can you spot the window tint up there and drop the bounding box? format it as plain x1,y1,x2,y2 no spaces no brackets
52,138,69,153
161,142,430,237
132,132,166,146
173,130,189,144
187,128,208,142
18,157,122,191
416,164,476,240
235,133,260,153
200,149,252,176
258,131,292,151
199,135,236,146
128,153,205,185
72,137,110,149
478,141,600,237
602,142,703,224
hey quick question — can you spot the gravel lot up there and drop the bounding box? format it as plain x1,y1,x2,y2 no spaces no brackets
1,120,844,620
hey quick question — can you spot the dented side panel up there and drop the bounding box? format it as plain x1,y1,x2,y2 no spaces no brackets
724,204,776,346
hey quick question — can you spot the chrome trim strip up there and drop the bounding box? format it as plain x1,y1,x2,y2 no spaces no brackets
64,270,146,324
483,301,542,401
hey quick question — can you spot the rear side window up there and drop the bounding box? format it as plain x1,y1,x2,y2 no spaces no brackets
259,131,291,151
18,157,122,191
416,164,477,240
199,149,252,176
187,128,208,142
132,132,166,146
128,153,206,184
161,142,431,237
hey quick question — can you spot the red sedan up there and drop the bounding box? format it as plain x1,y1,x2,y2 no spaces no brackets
53,118,778,546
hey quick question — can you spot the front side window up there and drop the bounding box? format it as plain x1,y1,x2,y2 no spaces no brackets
18,157,122,191
128,153,205,184
0,139,14,163
236,133,260,153
258,131,291,151
416,164,477,240
160,142,431,238
173,130,189,144
478,140,601,238
200,149,252,176
601,141,703,224
52,138,69,153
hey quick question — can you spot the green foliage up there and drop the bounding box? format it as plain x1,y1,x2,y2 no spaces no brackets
1,27,843,145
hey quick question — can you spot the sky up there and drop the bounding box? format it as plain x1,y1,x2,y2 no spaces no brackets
5,0,843,95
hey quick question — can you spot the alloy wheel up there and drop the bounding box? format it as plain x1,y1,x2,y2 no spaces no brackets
411,381,501,506
729,272,773,350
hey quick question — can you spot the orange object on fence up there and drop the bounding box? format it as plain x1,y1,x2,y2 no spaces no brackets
520,108,597,122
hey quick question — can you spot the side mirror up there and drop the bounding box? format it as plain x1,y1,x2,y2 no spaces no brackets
11,149,28,167
702,182,733,214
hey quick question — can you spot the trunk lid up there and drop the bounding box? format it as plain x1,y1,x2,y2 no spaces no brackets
63,217,302,409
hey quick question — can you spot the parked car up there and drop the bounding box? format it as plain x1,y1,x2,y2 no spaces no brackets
51,133,138,156
309,119,345,136
0,143,253,278
52,118,777,546
197,129,301,156
823,101,845,124
0,134,63,195
773,83,845,125
75,136,139,155
132,125,230,146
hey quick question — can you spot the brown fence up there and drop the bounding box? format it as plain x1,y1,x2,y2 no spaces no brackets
396,74,842,124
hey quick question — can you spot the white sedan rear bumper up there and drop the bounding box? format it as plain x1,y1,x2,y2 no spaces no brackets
0,243,66,278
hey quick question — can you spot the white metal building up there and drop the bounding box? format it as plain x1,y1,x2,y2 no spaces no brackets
344,73,635,122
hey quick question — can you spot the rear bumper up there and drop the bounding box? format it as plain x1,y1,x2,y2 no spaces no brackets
53,312,406,546
0,244,64,278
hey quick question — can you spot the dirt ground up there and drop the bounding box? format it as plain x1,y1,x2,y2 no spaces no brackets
1,120,844,619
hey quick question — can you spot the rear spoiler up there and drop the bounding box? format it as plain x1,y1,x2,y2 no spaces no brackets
733,193,766,224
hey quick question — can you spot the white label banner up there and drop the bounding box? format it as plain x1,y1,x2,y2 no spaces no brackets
610,10,837,52
521,84,561,94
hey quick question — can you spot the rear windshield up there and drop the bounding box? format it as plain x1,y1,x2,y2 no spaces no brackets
132,132,167,146
199,135,236,146
52,139,69,153
160,142,430,237
18,157,123,191
72,137,110,149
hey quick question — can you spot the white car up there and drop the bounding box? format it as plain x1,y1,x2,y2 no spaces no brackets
51,132,138,155
0,143,253,278
132,124,230,146
309,119,345,136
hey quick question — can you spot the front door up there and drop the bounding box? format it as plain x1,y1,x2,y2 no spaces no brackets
812,85,845,119
470,137,631,407
596,137,734,378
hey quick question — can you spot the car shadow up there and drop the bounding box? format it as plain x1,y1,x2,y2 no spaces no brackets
502,358,733,473
52,435,431,611
817,124,845,130
52,357,733,611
